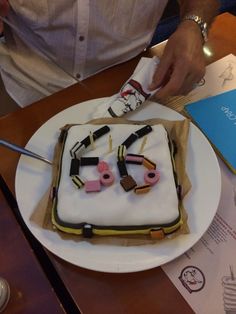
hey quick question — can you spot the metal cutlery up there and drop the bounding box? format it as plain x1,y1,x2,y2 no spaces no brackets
0,139,52,165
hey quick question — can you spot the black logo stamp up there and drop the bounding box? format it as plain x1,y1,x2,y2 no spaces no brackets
179,266,205,293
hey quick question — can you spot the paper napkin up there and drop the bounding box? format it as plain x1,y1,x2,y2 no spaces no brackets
92,56,160,119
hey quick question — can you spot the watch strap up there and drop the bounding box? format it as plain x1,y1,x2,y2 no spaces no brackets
183,14,208,43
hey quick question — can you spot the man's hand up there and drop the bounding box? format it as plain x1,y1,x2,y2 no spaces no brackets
149,20,206,100
0,0,10,33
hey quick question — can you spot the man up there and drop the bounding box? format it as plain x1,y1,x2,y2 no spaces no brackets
0,1,219,107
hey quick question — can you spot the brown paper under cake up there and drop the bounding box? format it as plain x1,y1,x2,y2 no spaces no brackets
30,118,191,246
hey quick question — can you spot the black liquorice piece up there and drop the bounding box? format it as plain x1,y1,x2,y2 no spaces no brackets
81,136,91,148
70,141,81,158
82,224,93,238
93,125,110,139
126,153,144,158
80,157,99,166
80,126,110,147
69,158,80,176
122,133,138,149
117,160,128,177
134,125,152,138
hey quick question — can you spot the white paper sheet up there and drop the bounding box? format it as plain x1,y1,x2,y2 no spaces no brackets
162,159,236,313
187,53,236,101
162,53,236,314
165,53,236,111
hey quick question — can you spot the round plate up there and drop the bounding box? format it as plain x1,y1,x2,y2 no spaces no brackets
15,98,221,273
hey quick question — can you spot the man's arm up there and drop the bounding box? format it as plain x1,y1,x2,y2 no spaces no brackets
149,0,220,100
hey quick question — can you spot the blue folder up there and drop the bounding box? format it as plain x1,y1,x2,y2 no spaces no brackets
185,89,236,174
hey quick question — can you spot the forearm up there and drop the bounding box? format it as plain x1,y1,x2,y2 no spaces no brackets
177,0,220,25
150,0,220,98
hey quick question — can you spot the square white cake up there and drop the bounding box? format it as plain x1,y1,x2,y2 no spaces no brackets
51,123,182,238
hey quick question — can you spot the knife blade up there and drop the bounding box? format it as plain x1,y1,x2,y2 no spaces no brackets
0,139,52,165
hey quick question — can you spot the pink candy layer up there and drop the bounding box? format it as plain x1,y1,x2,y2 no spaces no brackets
144,169,160,185
97,161,109,173
85,180,101,192
100,170,115,186
125,155,143,163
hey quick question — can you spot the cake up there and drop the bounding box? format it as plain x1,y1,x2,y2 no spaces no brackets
49,122,185,239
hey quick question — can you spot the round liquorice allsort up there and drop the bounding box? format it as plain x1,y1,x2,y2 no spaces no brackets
100,170,115,186
144,169,160,185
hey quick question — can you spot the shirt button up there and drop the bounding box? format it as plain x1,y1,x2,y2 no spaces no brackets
79,35,85,41
76,73,81,79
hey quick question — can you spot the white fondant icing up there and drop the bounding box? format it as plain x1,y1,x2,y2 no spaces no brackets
57,124,179,226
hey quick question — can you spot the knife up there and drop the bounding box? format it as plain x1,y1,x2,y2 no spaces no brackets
0,15,91,93
0,139,52,165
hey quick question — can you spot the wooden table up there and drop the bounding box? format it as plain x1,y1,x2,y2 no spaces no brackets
0,12,235,314
0,184,64,313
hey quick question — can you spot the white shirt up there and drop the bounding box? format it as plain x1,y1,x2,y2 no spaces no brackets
0,0,168,107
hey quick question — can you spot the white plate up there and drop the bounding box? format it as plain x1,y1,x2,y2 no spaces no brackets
15,98,221,273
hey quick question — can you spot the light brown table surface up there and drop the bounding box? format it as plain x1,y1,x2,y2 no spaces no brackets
0,12,235,314
0,187,64,313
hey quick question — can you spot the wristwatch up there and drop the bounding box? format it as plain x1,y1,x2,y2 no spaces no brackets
183,14,208,43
